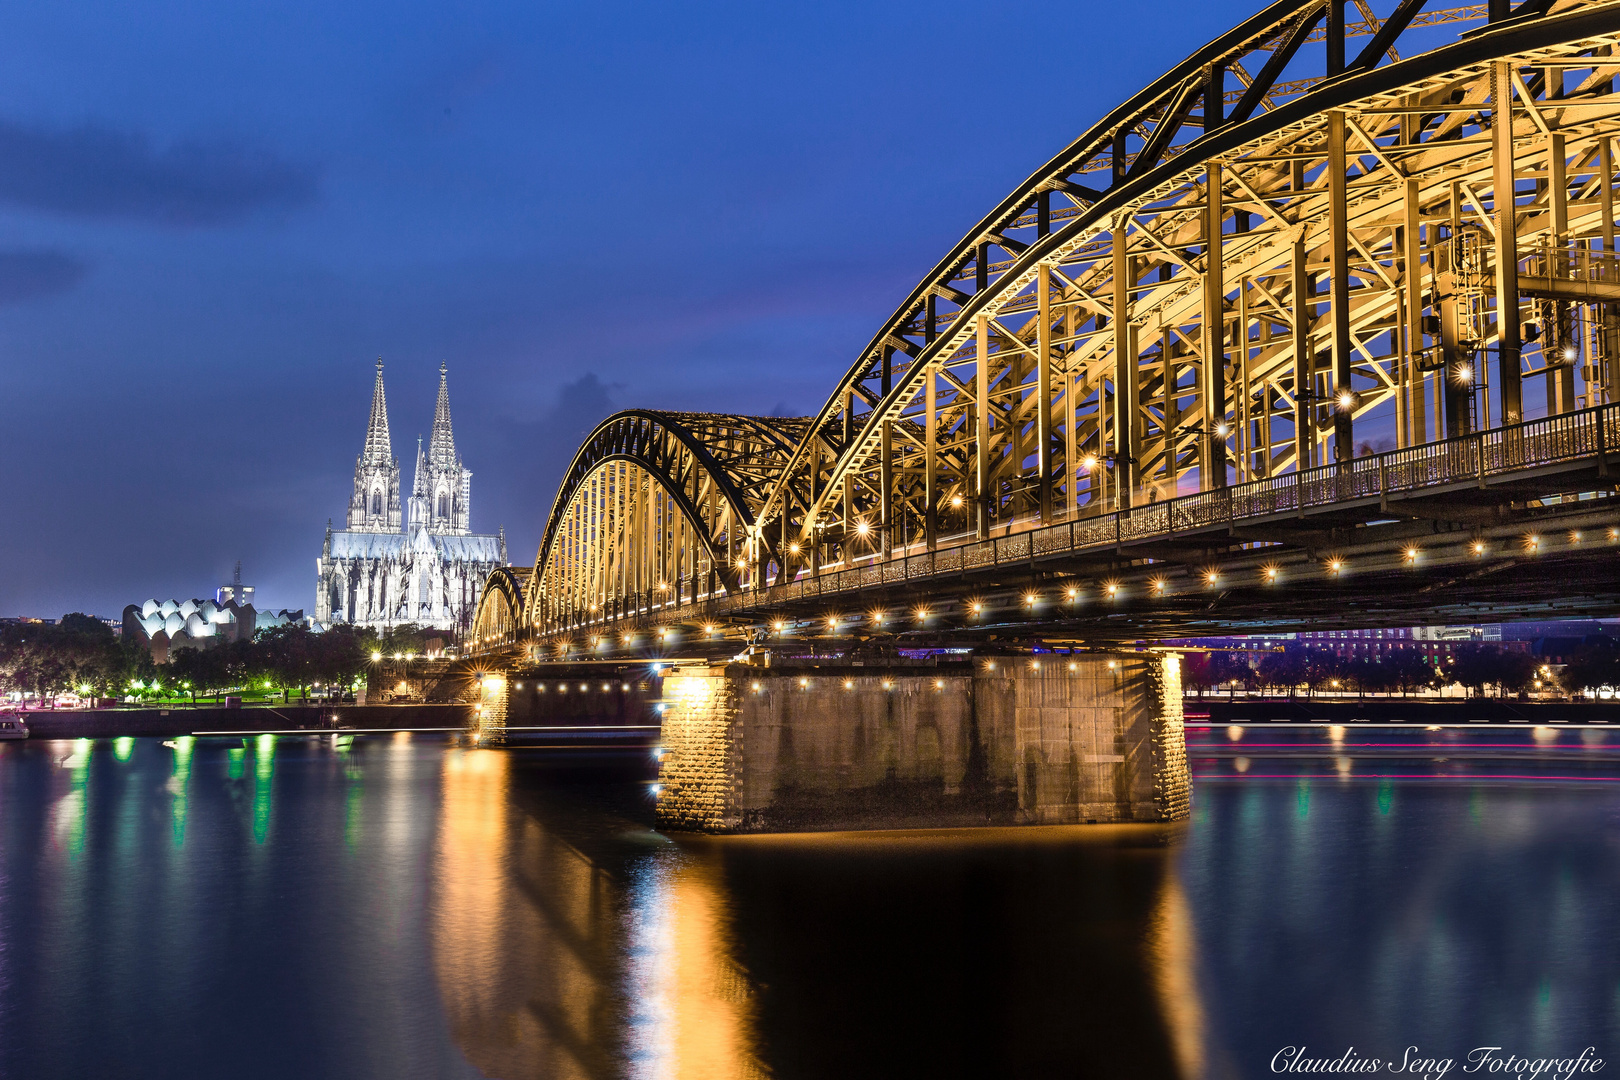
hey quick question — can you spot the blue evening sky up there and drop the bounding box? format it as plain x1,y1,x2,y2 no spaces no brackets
1,0,1239,617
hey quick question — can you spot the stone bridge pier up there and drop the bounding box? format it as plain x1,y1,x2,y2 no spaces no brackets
654,653,1190,834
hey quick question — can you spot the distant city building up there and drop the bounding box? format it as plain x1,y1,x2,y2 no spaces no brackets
123,598,303,664
216,561,255,607
315,361,506,633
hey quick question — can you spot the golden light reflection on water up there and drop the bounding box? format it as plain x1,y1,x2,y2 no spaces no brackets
432,783,1199,1080
1146,865,1206,1080
624,857,765,1080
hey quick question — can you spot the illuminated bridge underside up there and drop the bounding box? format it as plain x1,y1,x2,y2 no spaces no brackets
476,0,1620,654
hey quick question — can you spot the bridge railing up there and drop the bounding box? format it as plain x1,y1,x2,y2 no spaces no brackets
540,400,1620,637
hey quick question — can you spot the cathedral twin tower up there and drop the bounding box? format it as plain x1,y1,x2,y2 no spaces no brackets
316,361,507,633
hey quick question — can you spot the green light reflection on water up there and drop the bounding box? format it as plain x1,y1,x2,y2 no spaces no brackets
113,736,134,762
59,738,93,859
1296,777,1311,819
227,748,245,780
170,736,194,848
1377,779,1394,815
253,733,276,843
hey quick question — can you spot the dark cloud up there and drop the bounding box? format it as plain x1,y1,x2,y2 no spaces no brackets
0,120,317,226
0,250,87,305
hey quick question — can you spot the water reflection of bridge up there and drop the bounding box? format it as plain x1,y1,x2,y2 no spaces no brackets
431,747,1204,1079
475,0,1620,655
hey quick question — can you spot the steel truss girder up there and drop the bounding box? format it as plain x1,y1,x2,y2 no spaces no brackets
753,0,1620,584
521,410,806,637
477,0,1620,650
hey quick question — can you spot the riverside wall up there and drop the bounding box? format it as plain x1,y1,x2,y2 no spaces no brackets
654,653,1190,834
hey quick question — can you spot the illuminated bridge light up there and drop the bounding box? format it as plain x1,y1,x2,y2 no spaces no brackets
1263,566,1279,583
1472,541,1486,555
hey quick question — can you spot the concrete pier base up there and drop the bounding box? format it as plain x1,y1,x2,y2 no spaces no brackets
655,654,1190,834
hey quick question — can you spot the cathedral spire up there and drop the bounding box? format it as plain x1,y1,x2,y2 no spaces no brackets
428,362,457,468
348,358,403,531
362,358,393,465
413,435,427,496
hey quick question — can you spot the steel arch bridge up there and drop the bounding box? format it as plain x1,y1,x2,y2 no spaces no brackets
474,0,1620,656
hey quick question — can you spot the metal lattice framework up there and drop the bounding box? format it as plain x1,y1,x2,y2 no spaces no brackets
479,0,1620,650
521,411,806,635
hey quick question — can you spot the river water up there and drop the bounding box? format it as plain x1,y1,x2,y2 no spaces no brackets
1,726,1617,1079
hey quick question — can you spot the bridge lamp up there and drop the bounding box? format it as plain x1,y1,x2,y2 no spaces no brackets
1204,569,1220,587
856,519,872,537
1472,540,1486,555
800,677,809,688
1404,546,1419,563
1081,454,1099,472
1611,528,1619,541
773,619,786,633
1570,531,1583,544
1525,534,1541,551
870,610,887,625
844,679,854,690
704,624,717,636
1565,346,1579,361
1023,592,1039,607
1328,559,1343,575
1263,566,1279,583
914,607,931,623
1105,582,1119,598
789,542,800,555
827,615,839,630
1151,578,1167,594
951,494,964,508
1453,363,1474,385
970,601,984,615
1336,390,1357,412
370,651,382,662
1066,587,1078,600
394,652,403,660
882,680,894,691
1107,660,1118,670
657,581,668,591
1214,423,1230,439
935,679,944,689
1031,661,1041,671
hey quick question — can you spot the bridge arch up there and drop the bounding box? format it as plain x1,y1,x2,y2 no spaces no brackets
475,0,1620,653
527,410,806,637
469,565,532,651
755,0,1620,580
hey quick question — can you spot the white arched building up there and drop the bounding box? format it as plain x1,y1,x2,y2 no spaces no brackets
315,362,506,633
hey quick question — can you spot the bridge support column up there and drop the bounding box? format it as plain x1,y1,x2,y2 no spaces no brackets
654,654,1189,834
473,673,509,746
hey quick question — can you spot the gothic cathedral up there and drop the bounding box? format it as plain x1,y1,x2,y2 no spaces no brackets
315,361,507,633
